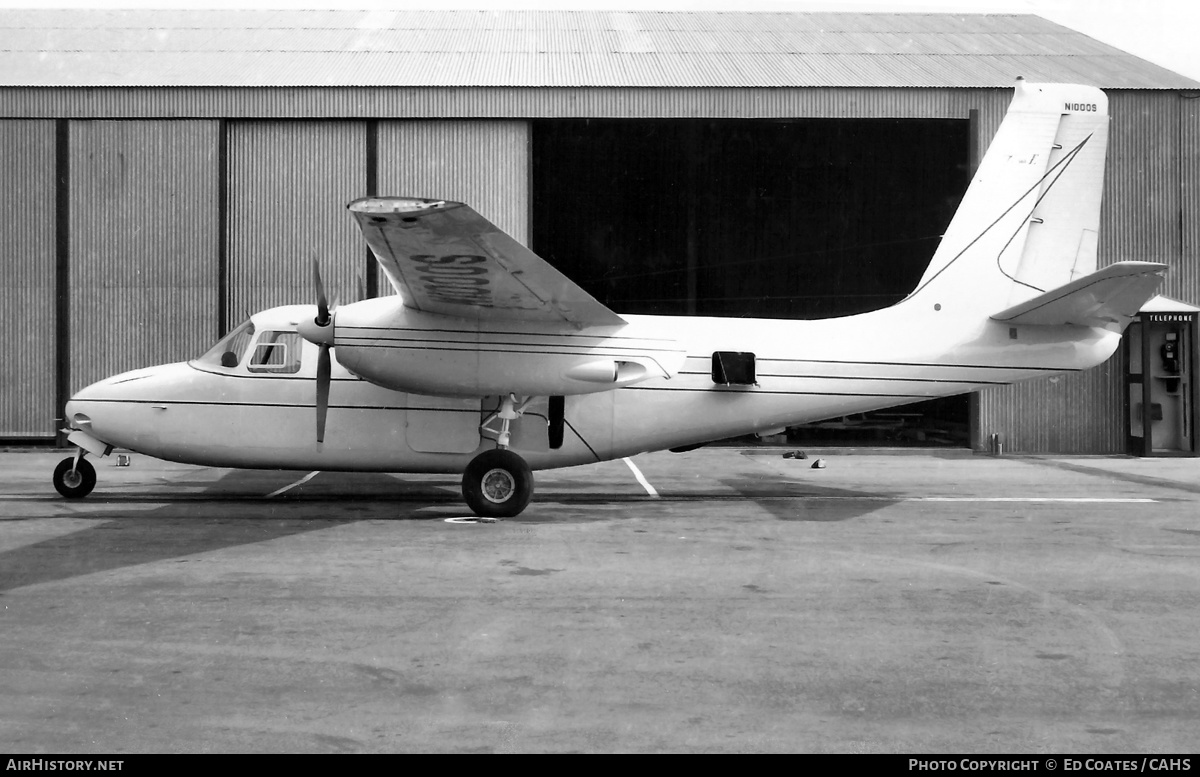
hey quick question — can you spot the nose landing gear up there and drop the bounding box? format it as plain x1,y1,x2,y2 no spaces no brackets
53,456,97,499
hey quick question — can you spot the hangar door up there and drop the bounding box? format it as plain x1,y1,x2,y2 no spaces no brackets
375,120,530,294
70,121,219,395
532,119,971,445
226,121,366,322
0,121,55,438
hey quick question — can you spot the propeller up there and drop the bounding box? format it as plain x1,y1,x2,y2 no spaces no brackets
314,257,331,327
298,256,337,444
316,338,331,444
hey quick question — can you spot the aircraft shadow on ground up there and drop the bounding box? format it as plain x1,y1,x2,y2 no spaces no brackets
0,471,459,593
1,471,899,592
514,474,900,523
716,477,900,522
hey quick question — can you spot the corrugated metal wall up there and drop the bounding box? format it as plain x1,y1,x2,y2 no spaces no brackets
0,121,56,437
375,120,530,294
5,86,1197,124
977,362,1127,454
226,121,366,319
1179,95,1200,298
0,86,989,121
377,120,529,238
1104,92,1184,273
68,121,219,394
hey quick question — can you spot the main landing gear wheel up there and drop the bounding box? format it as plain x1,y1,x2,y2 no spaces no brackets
462,449,533,519
53,457,96,499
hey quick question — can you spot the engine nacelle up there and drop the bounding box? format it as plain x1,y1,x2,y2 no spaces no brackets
331,298,684,398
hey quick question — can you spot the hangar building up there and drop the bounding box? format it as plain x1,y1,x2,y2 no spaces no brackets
2,9,1198,454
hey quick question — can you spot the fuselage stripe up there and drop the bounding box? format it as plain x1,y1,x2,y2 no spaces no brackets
73,398,479,412
688,357,1080,372
677,370,1008,385
342,325,675,344
564,417,600,462
339,341,681,356
621,386,930,398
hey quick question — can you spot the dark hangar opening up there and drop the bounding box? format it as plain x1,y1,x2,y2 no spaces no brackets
532,118,970,318
531,118,973,446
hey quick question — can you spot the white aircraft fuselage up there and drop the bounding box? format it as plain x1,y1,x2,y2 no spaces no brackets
65,296,1117,473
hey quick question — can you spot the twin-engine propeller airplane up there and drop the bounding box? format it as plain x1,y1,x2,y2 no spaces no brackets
57,80,1166,517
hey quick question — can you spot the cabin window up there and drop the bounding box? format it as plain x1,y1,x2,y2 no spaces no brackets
712,351,756,385
248,331,303,374
194,320,255,369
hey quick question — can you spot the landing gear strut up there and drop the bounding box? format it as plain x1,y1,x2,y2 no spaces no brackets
53,455,96,499
462,394,537,518
480,393,532,449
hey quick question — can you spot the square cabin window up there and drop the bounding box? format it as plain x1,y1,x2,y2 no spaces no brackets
248,331,303,374
712,351,756,385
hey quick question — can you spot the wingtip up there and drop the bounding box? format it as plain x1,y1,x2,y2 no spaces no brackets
348,196,460,214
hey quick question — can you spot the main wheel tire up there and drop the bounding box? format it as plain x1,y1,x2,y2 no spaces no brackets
462,449,534,518
53,457,96,499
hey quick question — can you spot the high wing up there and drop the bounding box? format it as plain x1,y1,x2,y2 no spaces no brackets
349,196,626,328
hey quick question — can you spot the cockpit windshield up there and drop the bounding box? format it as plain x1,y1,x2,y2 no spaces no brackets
193,320,255,369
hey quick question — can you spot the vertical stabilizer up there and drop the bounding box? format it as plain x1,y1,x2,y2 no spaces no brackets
905,79,1109,317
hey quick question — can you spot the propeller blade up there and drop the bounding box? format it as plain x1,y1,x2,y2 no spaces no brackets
313,256,330,326
316,344,331,444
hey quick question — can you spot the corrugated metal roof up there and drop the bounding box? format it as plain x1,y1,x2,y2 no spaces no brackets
0,9,1195,89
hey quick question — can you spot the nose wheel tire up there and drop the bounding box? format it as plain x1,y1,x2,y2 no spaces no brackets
53,457,97,499
462,449,533,518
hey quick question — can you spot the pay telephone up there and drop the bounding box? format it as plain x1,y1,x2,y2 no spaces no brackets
1161,331,1181,394
1161,332,1180,374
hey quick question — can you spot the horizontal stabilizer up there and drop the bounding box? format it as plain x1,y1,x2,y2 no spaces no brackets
990,261,1167,329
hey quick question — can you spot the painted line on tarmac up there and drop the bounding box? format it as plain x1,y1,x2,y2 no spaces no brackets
266,471,320,498
622,457,659,497
676,495,1159,503
913,497,1155,503
775,496,1157,503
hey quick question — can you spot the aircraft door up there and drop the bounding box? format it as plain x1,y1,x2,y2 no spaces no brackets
1125,311,1197,456
407,396,483,454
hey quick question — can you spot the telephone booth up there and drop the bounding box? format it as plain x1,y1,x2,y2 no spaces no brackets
1124,296,1200,456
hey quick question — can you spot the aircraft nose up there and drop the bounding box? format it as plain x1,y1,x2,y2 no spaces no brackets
64,397,82,426
65,365,170,428
64,363,190,453
64,378,112,431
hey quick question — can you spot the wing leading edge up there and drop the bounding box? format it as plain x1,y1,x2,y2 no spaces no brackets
349,197,626,329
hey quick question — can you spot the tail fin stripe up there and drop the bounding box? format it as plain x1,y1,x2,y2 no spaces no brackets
993,135,1092,293
908,133,1092,300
